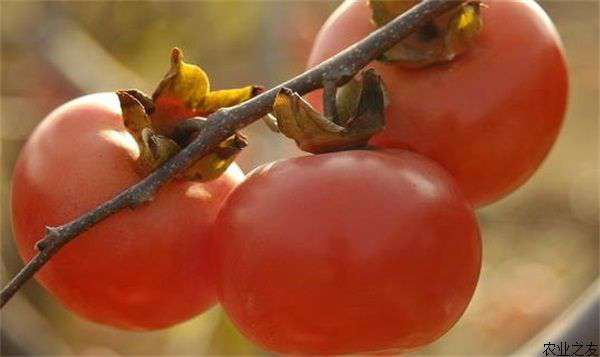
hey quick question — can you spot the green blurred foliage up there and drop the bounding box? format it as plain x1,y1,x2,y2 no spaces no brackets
1,1,597,355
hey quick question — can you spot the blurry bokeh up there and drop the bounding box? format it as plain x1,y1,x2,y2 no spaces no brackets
1,1,597,355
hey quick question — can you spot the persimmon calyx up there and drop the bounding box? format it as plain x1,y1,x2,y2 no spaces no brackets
114,47,260,180
151,47,262,136
117,91,180,176
170,117,248,182
369,0,482,67
117,91,244,181
271,69,386,154
261,114,281,133
178,130,248,182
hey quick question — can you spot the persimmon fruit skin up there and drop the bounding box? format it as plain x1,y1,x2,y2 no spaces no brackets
212,149,481,355
307,0,569,206
11,93,244,330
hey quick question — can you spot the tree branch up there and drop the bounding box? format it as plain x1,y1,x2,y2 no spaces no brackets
1,0,463,308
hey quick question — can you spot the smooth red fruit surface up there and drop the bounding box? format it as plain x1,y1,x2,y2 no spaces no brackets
213,150,481,355
11,93,244,330
307,0,568,207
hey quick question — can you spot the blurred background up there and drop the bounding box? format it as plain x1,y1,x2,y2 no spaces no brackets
1,1,598,355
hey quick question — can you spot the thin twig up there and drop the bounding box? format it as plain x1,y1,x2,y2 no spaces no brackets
1,0,463,308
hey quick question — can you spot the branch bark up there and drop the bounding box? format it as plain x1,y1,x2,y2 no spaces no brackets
1,0,463,308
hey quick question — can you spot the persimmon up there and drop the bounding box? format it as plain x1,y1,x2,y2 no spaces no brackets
11,93,243,329
307,0,568,206
213,149,481,354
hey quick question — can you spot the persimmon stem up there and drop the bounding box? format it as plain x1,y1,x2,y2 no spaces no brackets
1,0,464,309
323,80,339,122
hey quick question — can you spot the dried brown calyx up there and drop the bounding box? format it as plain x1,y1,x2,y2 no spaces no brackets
270,69,387,154
369,0,483,67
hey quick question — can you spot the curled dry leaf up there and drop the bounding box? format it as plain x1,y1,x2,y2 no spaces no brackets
117,90,180,177
272,69,386,154
151,47,262,136
369,0,482,67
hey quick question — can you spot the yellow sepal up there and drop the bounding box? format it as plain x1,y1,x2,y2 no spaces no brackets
151,48,261,135
179,132,248,182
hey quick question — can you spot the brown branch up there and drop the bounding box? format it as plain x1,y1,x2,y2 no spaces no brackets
0,0,463,308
